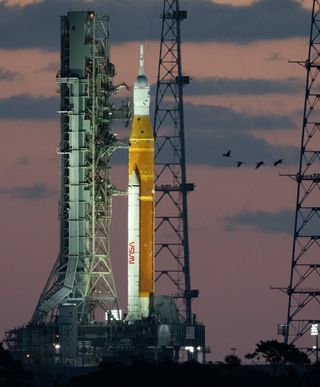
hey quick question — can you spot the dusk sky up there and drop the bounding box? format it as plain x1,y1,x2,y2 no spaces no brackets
0,0,315,361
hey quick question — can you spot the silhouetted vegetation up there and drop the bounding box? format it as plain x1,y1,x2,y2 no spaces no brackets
0,342,33,386
2,339,320,387
245,340,310,367
63,357,311,387
224,354,242,366
245,339,310,380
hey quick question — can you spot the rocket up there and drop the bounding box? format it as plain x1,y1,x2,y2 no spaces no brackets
127,45,154,321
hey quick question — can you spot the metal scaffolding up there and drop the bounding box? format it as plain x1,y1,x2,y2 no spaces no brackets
286,0,320,353
153,0,198,324
30,12,128,325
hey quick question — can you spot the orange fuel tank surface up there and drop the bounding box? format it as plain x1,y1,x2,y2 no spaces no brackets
129,115,154,298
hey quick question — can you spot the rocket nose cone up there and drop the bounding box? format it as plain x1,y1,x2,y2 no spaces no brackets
129,169,139,185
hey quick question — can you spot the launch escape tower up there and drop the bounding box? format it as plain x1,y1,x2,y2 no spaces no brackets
5,5,205,366
285,0,320,353
154,0,197,325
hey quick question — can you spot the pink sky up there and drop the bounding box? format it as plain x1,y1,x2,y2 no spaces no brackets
0,0,314,361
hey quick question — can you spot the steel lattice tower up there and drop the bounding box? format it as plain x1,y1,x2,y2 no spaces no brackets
154,0,197,324
31,12,127,325
286,0,320,350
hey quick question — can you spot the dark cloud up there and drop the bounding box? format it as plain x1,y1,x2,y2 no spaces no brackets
40,61,60,72
185,130,298,166
183,103,298,166
153,102,298,166
15,157,31,166
0,93,297,133
266,52,286,62
0,94,58,119
186,0,309,44
0,183,56,200
0,93,298,167
0,94,124,119
113,127,299,167
185,77,304,96
184,102,293,131
0,67,22,81
225,209,295,234
0,0,309,50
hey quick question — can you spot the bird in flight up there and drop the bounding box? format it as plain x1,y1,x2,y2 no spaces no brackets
223,150,231,157
255,161,264,169
235,161,244,167
273,159,283,166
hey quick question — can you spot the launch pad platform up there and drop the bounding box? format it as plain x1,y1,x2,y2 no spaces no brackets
6,297,205,366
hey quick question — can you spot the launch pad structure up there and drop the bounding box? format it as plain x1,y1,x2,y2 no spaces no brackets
5,4,205,368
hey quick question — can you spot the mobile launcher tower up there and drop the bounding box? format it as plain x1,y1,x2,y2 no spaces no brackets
6,11,205,366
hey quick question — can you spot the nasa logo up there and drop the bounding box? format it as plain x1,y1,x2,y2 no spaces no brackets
128,241,135,264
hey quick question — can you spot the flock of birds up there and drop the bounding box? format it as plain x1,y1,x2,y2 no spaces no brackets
222,150,283,169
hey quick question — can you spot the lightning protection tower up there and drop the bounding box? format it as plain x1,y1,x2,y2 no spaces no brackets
285,0,320,352
154,0,198,325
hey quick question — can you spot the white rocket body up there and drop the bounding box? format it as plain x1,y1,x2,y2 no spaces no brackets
127,169,140,321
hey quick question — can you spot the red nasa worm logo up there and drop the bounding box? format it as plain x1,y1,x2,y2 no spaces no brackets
128,241,135,264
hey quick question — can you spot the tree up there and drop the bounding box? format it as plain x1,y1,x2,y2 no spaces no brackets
0,342,15,368
224,354,241,366
0,342,33,386
245,340,310,379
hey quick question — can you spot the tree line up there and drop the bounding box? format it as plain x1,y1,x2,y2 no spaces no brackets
1,340,320,387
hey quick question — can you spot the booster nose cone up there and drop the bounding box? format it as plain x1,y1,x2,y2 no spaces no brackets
129,168,139,185
133,45,150,116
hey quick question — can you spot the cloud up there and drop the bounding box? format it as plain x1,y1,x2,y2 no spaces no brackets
15,157,31,166
185,77,304,96
40,61,59,72
0,183,56,199
117,99,299,166
266,52,286,62
183,103,298,166
184,130,298,166
184,103,293,130
0,93,299,167
0,93,125,119
113,126,299,167
0,67,22,81
3,0,43,6
0,94,58,119
0,94,294,131
151,101,299,166
225,209,295,234
0,0,309,50
186,0,309,44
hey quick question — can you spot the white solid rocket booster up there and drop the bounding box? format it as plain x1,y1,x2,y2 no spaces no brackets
127,169,140,320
